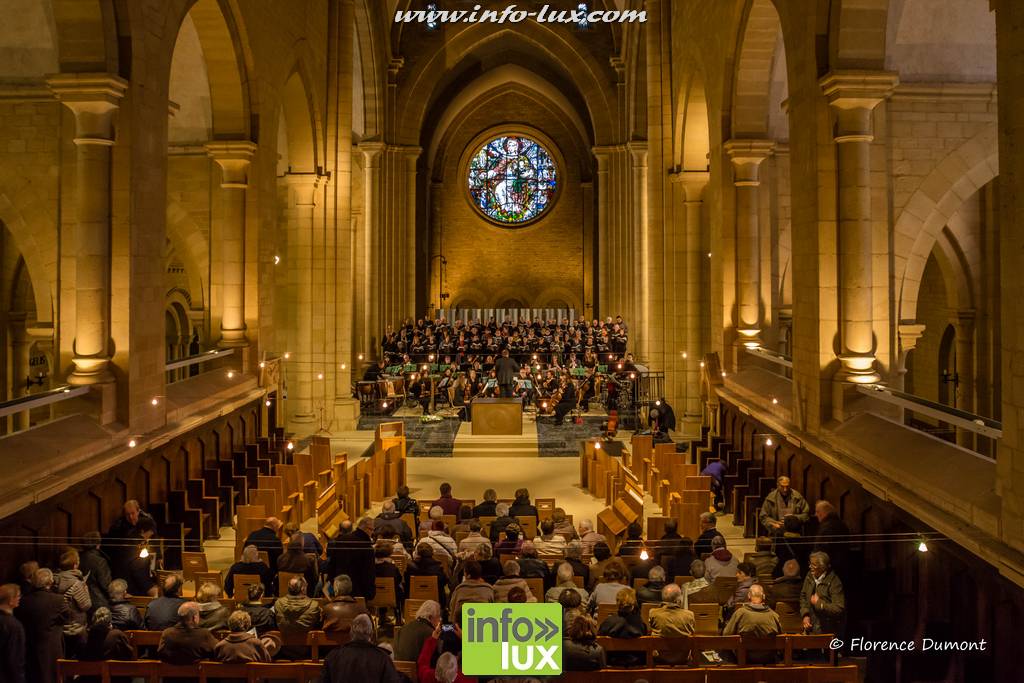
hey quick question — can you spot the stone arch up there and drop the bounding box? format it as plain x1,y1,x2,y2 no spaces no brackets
280,62,319,173
896,126,997,324
677,70,711,172
535,285,583,313
396,23,616,146
353,0,383,140
0,180,56,324
730,0,786,137
51,0,116,72
828,0,891,70
165,198,209,311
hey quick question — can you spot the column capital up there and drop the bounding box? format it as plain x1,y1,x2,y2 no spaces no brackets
283,172,322,206
954,309,977,332
898,322,927,353
820,70,899,141
626,140,648,166
724,139,774,185
206,141,257,188
359,141,385,165
47,73,128,144
400,145,422,171
669,169,710,202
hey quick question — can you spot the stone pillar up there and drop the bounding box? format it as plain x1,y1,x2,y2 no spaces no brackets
404,147,421,317
286,173,319,425
724,139,774,351
48,74,128,385
9,314,32,431
628,142,649,360
954,310,976,449
896,323,926,392
206,141,257,349
593,147,611,316
820,72,898,384
360,142,384,356
674,171,710,420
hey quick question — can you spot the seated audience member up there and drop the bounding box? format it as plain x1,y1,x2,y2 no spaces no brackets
474,542,502,585
747,536,780,578
82,607,133,661
453,505,475,536
509,488,538,521
559,587,585,625
771,559,803,603
225,544,273,599
417,621,476,683
813,500,851,574
494,524,524,555
78,531,112,610
546,562,589,604
552,508,579,541
493,560,536,602
649,583,695,636
144,574,186,630
375,500,414,548
278,532,318,592
507,586,528,603
107,579,143,631
325,517,377,602
323,574,369,636
616,521,645,557
433,482,462,516
705,536,739,581
19,569,69,683
800,552,846,637
759,476,810,535
637,565,668,605
395,600,441,662
728,562,758,609
683,560,715,608
241,583,277,634
533,519,568,559
322,613,405,682
587,564,630,615
587,542,615,591
724,584,782,664
564,540,590,587
283,521,324,558
196,582,231,631
488,503,516,544
449,560,494,621
598,588,647,667
0,584,25,683
578,519,606,554
472,489,498,518
215,610,280,663
773,517,809,576
408,543,449,604
563,614,606,671
516,541,550,585
157,602,217,665
457,522,491,555
55,549,92,654
424,520,459,561
242,517,285,575
694,512,724,558
393,485,420,523
658,521,697,580
373,541,405,607
274,576,323,655
420,505,445,537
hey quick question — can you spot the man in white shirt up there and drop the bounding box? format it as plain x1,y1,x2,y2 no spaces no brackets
533,519,568,559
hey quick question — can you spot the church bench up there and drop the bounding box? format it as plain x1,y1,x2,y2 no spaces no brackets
201,465,235,525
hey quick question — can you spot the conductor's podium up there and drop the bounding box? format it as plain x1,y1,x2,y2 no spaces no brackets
471,398,523,435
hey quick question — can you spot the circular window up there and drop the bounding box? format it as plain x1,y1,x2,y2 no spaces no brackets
466,135,558,226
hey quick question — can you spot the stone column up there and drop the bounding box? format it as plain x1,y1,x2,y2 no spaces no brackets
820,72,898,384
674,171,710,420
628,142,649,360
724,139,774,350
403,147,421,318
48,74,128,385
206,141,257,349
954,310,976,449
360,142,384,356
593,147,611,316
286,173,319,425
9,314,32,431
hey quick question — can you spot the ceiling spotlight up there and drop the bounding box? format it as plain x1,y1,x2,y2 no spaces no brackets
918,540,929,553
128,439,137,448
265,399,272,407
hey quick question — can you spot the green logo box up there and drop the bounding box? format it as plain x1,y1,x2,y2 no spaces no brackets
461,603,562,676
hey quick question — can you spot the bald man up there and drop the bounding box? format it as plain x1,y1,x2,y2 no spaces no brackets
759,476,809,535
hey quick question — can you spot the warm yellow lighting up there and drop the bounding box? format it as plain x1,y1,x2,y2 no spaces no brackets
918,541,929,553
629,372,635,379
699,361,705,368
639,549,649,561
617,363,623,370
594,441,602,450
429,354,435,361
771,397,779,405
411,374,418,381
259,361,266,369
340,363,347,370
151,398,159,406
358,354,364,361
382,401,388,408
286,441,294,451
284,352,291,360
317,372,324,380
707,252,712,258
655,400,661,406
681,352,688,359
139,546,149,559
128,439,137,448
721,371,727,377
542,402,548,409
265,399,271,407
532,354,538,360
227,371,235,379
273,255,280,265
765,437,774,447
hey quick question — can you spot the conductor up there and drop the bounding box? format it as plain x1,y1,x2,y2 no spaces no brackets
495,348,520,398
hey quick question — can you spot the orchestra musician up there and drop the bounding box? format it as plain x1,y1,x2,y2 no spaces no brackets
513,366,536,407
553,373,578,426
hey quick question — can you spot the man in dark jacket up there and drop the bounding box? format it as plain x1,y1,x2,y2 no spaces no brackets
322,614,404,682
374,501,414,547
144,574,186,631
157,602,217,664
393,486,419,523
488,503,516,543
325,517,376,600
813,500,851,574
104,500,156,576
472,489,498,518
17,569,69,683
0,583,26,683
78,531,113,610
431,482,462,516
242,517,284,577
322,575,369,636
637,566,668,605
224,544,273,599
108,579,144,630
694,512,724,557
800,551,846,637
240,583,276,635
393,599,439,661
406,544,448,605
495,348,520,397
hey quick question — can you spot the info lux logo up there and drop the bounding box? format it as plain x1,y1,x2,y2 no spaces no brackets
462,603,562,675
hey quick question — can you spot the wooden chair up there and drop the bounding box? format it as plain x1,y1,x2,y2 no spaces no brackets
409,575,441,602
391,551,408,574
693,634,742,664
107,660,159,682
516,516,538,539
690,602,721,635
193,570,223,596
524,577,544,601
535,498,556,520
776,601,804,633
479,516,496,537
56,660,104,682
786,633,838,666
738,634,786,665
713,575,739,604
181,551,209,589
248,662,313,682
674,575,695,586
595,602,617,625
198,661,250,682
633,577,649,590
640,602,656,624
277,571,303,597
441,514,457,530
371,577,399,617
400,513,417,537
232,573,263,601
403,598,426,624
394,660,419,682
